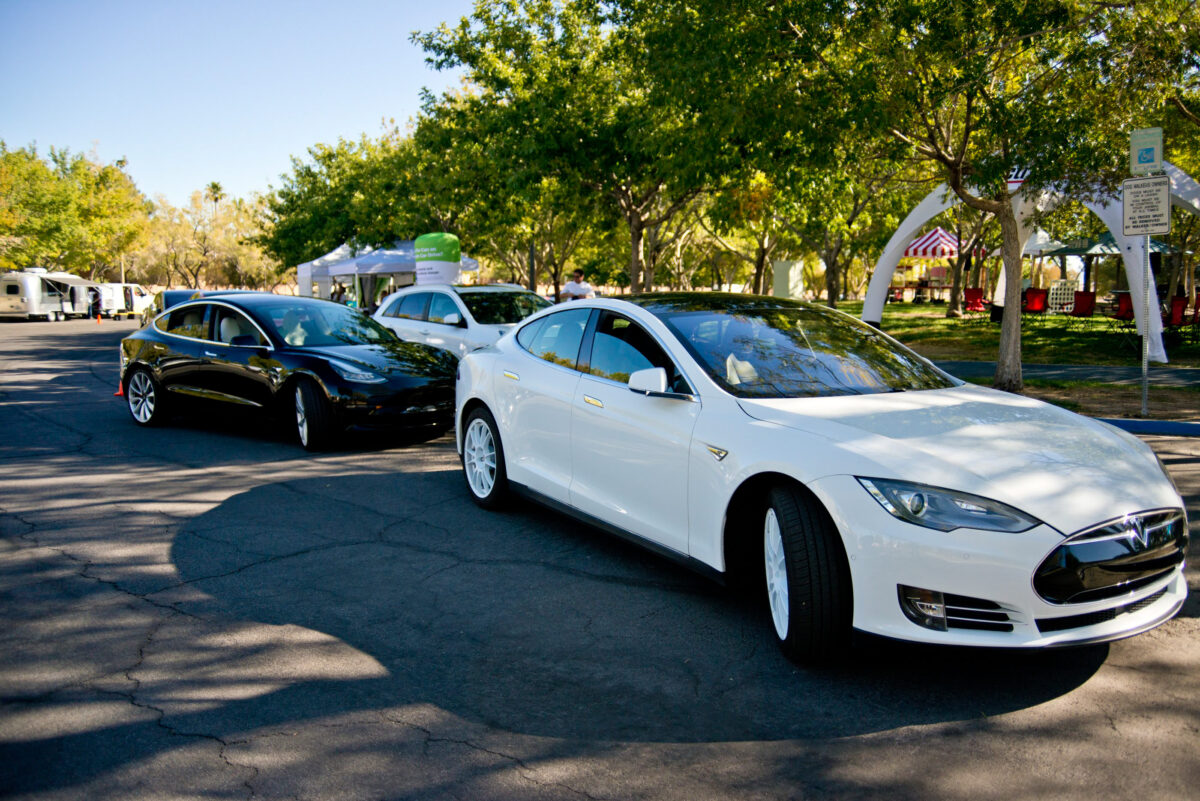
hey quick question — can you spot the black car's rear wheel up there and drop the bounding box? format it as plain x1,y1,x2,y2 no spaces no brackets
126,367,168,426
295,378,335,451
762,484,852,664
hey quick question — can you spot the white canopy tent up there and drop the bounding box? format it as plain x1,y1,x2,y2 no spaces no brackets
862,162,1200,364
296,240,480,303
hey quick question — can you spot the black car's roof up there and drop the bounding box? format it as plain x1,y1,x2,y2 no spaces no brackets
180,293,341,310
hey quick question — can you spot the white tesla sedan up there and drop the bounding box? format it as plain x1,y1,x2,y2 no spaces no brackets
454,293,1188,663
373,283,551,359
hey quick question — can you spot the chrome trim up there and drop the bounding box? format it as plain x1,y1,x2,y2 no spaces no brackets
1042,595,1185,647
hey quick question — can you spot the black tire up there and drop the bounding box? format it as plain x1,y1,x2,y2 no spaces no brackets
294,377,336,451
762,484,852,664
461,406,508,509
125,366,169,427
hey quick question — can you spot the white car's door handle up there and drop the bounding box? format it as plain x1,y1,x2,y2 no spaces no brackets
583,395,604,408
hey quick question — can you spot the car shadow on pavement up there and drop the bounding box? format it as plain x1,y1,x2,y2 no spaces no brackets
0,471,1112,797
166,471,1107,743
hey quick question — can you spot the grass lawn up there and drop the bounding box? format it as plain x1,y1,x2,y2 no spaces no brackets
835,300,1200,368
963,377,1200,420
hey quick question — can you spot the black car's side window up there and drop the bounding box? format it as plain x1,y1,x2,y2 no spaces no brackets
587,312,690,391
162,304,209,339
213,307,265,346
519,308,590,370
427,293,460,325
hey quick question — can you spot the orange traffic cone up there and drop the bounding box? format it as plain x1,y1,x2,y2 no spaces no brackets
114,378,124,397
96,314,102,324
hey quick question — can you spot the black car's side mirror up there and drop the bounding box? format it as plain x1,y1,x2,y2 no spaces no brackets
230,334,260,347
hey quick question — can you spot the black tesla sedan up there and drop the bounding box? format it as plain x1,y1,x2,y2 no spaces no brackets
119,293,457,450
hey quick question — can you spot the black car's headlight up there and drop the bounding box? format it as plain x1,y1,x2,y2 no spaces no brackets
857,478,1040,533
328,358,386,384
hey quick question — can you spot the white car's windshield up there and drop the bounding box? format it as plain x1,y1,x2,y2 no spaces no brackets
459,291,551,325
652,299,957,398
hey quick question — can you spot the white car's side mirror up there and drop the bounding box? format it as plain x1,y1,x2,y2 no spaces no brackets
443,312,462,326
628,367,668,394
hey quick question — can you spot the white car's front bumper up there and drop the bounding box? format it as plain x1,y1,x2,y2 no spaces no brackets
809,474,1188,647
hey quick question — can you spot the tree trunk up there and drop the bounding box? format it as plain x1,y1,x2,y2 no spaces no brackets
823,255,841,309
629,217,645,294
994,203,1024,392
946,254,965,318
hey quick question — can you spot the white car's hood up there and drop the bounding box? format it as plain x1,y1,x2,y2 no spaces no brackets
738,383,1179,535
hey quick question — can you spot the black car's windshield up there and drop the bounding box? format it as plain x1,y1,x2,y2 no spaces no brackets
459,290,551,325
260,302,395,347
657,305,956,398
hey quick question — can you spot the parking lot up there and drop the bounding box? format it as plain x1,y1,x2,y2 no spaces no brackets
2,319,1198,800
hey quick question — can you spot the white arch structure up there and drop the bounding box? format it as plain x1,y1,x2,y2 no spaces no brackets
863,162,1200,363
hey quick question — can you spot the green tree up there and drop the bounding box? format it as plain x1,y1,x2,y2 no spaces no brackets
416,0,705,293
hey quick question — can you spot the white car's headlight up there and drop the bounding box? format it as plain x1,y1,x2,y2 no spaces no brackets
328,358,386,384
857,478,1040,533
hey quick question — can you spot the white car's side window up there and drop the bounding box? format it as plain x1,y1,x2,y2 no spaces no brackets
517,308,590,370
427,293,460,325
587,312,691,393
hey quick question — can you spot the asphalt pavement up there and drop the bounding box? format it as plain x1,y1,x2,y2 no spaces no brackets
1,319,1198,801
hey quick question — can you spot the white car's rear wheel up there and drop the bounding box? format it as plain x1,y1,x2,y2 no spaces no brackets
762,484,852,663
462,407,508,508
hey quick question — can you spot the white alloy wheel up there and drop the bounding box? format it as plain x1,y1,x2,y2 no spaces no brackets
295,386,309,447
126,368,164,426
464,417,497,498
764,507,790,640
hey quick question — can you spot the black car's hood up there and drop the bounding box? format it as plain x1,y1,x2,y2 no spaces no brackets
292,341,455,378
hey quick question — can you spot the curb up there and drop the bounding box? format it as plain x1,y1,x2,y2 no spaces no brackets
1097,418,1200,437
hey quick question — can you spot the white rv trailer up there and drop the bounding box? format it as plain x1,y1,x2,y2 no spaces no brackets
0,268,103,321
99,282,153,319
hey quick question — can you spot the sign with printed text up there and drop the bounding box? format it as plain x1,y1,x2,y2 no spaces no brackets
1130,127,1163,175
1122,175,1171,236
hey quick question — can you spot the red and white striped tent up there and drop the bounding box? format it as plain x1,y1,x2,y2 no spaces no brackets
904,227,965,258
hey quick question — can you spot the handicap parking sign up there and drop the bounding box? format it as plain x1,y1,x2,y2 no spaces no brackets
1130,128,1162,174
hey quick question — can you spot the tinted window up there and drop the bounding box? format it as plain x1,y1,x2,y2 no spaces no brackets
5,284,17,295
427,293,461,324
658,305,956,398
459,290,551,324
213,306,266,346
260,302,396,347
162,304,209,339
587,312,687,391
520,308,590,370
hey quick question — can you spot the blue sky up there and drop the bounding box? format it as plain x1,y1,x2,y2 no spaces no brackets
0,0,475,205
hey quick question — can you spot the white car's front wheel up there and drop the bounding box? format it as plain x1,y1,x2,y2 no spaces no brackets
762,484,852,664
462,407,508,509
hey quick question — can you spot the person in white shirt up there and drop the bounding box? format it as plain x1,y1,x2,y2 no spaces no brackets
559,270,594,302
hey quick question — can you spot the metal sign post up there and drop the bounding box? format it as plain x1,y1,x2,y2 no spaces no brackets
1122,171,1171,417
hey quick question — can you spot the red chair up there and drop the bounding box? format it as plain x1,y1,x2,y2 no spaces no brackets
1022,288,1048,322
964,287,987,313
1067,291,1096,327
1163,296,1188,328
1106,293,1135,333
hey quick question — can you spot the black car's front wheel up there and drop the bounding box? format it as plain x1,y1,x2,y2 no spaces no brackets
125,367,168,427
461,406,508,508
294,378,335,451
762,484,852,664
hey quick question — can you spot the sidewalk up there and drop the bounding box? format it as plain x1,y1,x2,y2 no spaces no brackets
934,360,1200,437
